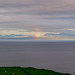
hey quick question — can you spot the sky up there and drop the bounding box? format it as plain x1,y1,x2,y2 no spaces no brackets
0,0,75,40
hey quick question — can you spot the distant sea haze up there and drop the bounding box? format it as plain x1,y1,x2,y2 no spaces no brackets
0,41,75,74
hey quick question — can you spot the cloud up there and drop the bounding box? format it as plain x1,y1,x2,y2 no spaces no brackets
67,29,75,31
45,32,75,37
0,0,75,40
0,28,75,40
0,0,75,15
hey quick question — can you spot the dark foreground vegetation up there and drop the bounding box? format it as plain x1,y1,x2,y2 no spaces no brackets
0,67,71,75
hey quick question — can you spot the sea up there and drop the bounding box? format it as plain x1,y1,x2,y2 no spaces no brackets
0,40,75,74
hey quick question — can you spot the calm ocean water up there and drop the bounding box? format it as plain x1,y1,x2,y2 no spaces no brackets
0,41,75,74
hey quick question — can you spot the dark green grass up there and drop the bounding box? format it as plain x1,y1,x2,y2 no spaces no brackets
0,67,27,75
0,67,71,75
22,67,71,75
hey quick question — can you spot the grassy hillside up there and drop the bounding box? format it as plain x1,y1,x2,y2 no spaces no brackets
0,67,71,75
0,67,27,75
22,67,71,75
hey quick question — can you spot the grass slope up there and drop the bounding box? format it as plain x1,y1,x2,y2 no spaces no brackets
0,67,27,75
22,67,71,75
0,67,71,75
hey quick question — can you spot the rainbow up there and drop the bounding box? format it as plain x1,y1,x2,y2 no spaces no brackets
33,32,40,40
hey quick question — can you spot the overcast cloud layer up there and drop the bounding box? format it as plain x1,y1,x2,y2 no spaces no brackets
0,0,75,40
